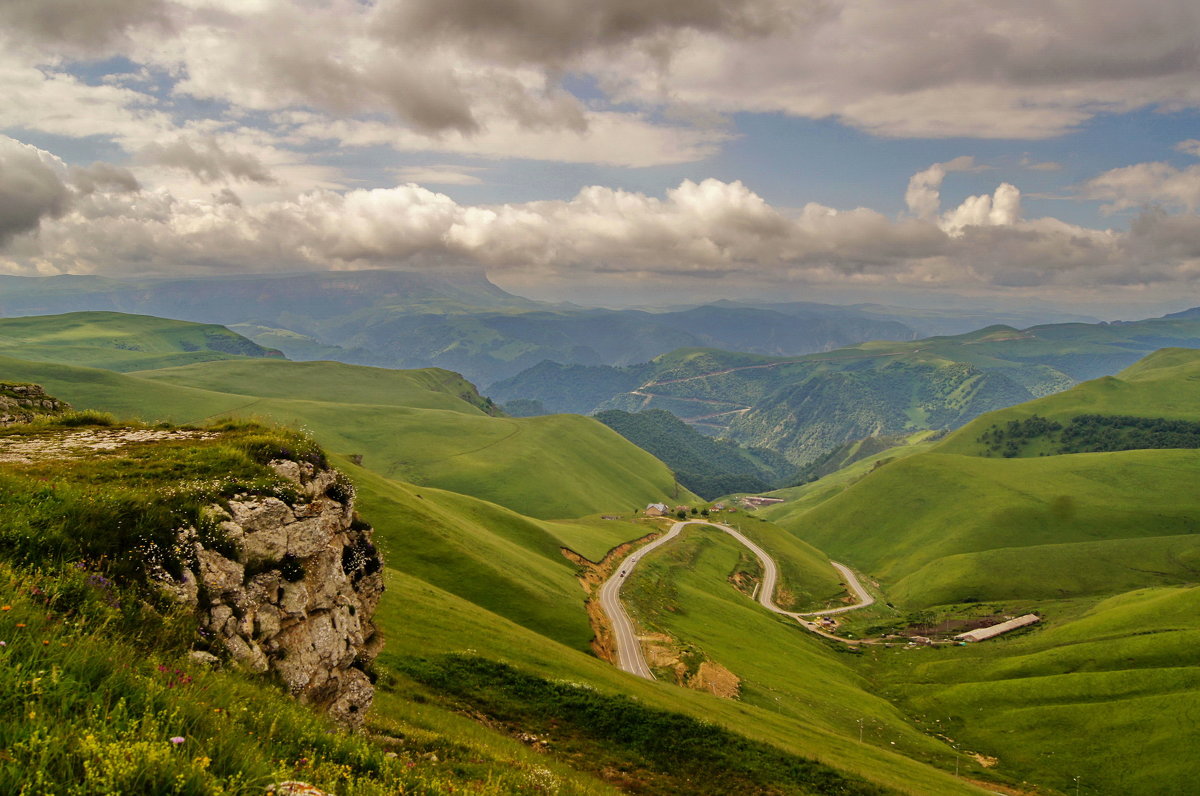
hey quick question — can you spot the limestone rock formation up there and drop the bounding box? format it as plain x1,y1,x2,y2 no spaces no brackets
153,458,384,728
0,383,69,425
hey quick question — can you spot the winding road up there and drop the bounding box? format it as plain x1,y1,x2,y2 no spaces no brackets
599,520,875,679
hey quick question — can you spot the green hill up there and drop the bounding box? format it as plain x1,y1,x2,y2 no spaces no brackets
770,351,1200,607
792,448,1200,607
0,311,280,371
754,348,1200,795
874,586,1200,795
0,351,689,519
940,347,1200,457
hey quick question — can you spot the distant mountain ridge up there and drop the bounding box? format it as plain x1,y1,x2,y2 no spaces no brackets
493,311,1200,465
1,270,1094,386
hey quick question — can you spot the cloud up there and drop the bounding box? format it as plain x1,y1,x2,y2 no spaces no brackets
940,183,1022,236
0,0,169,54
905,156,984,220
604,0,1200,139
1081,162,1200,212
1021,158,1064,172
393,166,487,186
1175,139,1200,158
4,127,1200,305
0,137,72,245
70,162,141,194
372,0,789,68
292,111,729,168
141,137,276,184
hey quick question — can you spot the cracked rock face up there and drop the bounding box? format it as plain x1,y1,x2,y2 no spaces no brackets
154,459,384,728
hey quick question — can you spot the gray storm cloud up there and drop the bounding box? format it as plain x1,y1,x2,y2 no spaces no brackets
0,136,71,245
0,0,169,54
374,0,790,67
141,138,276,185
70,162,141,195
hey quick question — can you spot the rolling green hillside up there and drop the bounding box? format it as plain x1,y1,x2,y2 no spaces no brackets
0,353,689,519
0,391,985,794
873,586,1200,795
621,528,993,781
129,357,500,415
941,347,1200,457
754,348,1200,795
0,311,280,371
791,448,1200,606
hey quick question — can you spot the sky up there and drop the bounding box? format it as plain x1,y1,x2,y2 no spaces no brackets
3,0,1200,317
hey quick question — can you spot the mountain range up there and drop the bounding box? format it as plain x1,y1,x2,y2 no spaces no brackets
0,270,1094,386
494,313,1200,465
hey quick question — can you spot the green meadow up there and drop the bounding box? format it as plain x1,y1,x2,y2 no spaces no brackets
0,311,277,371
868,586,1200,795
0,349,690,519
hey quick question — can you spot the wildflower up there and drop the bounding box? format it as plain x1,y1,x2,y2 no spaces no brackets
0,641,6,647
42,640,49,646
16,623,25,628
170,736,186,745
1,605,10,611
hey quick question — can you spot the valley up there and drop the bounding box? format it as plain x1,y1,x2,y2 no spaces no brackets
0,306,1197,794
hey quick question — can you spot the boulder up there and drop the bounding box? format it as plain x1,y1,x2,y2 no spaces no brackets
162,457,384,728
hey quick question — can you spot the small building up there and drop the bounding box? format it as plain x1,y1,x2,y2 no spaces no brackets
955,614,1040,643
644,503,670,517
712,502,727,511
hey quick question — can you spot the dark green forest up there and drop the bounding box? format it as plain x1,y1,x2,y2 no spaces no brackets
595,409,793,499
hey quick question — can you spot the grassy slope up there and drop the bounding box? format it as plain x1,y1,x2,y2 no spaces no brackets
939,346,1200,456
873,586,1200,795
0,311,276,371
756,348,1200,795
134,358,495,414
614,529,995,792
793,448,1200,606
772,351,1200,607
375,568,984,795
759,435,940,528
0,355,690,519
133,360,694,519
341,460,596,651
0,339,983,791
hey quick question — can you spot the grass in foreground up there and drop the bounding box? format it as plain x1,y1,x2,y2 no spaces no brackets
398,654,893,795
866,586,1200,795
0,561,528,795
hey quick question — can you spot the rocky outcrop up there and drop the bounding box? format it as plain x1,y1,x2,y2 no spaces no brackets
0,383,69,425
153,459,384,728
